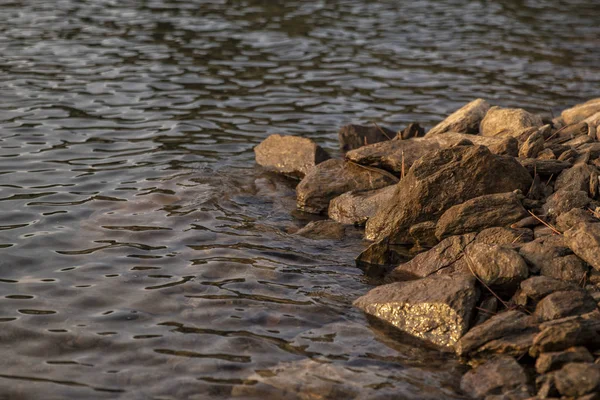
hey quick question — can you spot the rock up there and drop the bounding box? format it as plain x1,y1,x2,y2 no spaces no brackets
536,148,556,160
475,227,534,245
519,235,571,274
471,332,537,359
554,362,600,397
434,133,519,156
558,148,579,163
591,169,599,199
555,163,597,194
296,159,398,214
389,233,476,281
556,208,597,232
328,186,395,226
473,296,499,326
295,220,347,240
542,190,592,220
254,134,331,178
519,158,571,178
480,106,543,138
565,221,600,271
398,122,425,140
354,274,479,349
465,243,529,291
540,254,588,283
338,123,394,152
426,98,491,136
435,192,529,240
516,276,580,307
529,313,600,356
366,145,533,243
460,356,532,399
585,111,600,141
561,98,600,125
456,310,538,357
519,130,545,158
355,238,411,278
536,347,594,374
534,290,598,321
408,221,439,248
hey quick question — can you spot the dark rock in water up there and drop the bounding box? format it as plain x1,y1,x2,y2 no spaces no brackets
529,312,600,356
338,123,394,152
456,310,538,357
254,134,330,178
389,233,476,281
519,129,545,158
434,192,529,240
425,98,490,136
556,207,597,232
355,238,410,278
555,163,597,194
535,347,594,374
561,98,600,125
296,159,398,214
295,220,347,240
460,356,532,399
542,189,592,219
354,274,479,349
514,276,580,308
398,122,425,140
328,185,395,226
554,362,600,398
534,290,598,322
408,221,439,248
540,254,588,283
464,243,529,291
475,227,533,245
519,158,572,177
565,221,600,271
480,106,543,138
366,145,533,244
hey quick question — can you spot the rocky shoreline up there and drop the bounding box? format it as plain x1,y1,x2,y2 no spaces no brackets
254,98,600,399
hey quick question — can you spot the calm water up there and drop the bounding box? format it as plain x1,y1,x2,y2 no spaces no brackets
1,1,599,399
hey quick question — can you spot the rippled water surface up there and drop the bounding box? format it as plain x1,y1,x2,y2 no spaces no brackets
1,0,599,398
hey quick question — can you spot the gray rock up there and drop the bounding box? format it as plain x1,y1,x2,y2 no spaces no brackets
554,362,600,398
540,254,589,283
366,146,533,243
426,98,491,136
519,129,545,158
465,243,529,291
338,123,394,152
295,220,347,240
534,290,598,322
460,356,532,399
543,190,592,220
565,221,600,271
435,192,529,240
535,347,594,374
519,158,572,178
530,312,600,356
519,235,571,274
480,106,543,138
296,159,398,214
255,134,330,178
561,98,600,125
328,185,395,226
475,227,534,245
354,274,479,349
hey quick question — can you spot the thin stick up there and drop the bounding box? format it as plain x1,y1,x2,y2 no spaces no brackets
372,122,392,140
475,306,497,316
545,123,575,142
401,151,405,180
511,233,525,244
588,208,600,219
545,173,554,186
527,210,562,235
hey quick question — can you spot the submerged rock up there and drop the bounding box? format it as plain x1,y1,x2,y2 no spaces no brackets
561,98,600,125
565,221,600,271
295,220,347,240
480,106,543,138
426,98,490,136
355,238,410,278
460,356,532,399
328,185,395,226
366,145,532,243
254,134,330,178
296,159,398,214
338,123,394,152
354,274,479,349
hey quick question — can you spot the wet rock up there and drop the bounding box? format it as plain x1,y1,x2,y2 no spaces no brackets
366,145,532,243
296,159,398,214
554,362,600,397
398,122,425,140
534,290,598,322
542,189,592,219
465,243,529,291
556,208,597,232
389,233,476,281
475,227,534,245
354,274,479,349
529,312,600,356
519,130,545,158
480,106,543,138
426,98,490,136
565,221,600,271
328,185,395,226
338,123,394,152
519,158,571,178
555,163,597,194
254,134,331,178
295,220,347,240
460,356,532,399
540,254,588,283
435,192,529,240
561,98,600,125
408,221,439,248
355,238,410,278
535,347,594,374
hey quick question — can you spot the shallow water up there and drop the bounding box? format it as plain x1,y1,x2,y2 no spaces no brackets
1,0,599,398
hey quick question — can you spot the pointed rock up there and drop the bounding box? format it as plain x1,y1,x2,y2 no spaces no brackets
561,98,600,125
564,221,600,271
480,106,543,138
426,98,490,136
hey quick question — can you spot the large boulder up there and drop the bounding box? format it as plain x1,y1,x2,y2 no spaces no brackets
328,186,395,226
426,98,490,136
480,106,543,138
354,274,479,349
564,221,600,271
338,123,394,152
561,98,600,125
296,159,398,214
254,134,330,177
365,145,533,243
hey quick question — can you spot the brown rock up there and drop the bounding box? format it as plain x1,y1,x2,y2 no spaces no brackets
408,221,439,248
558,148,579,163
465,243,529,290
426,98,491,136
554,362,600,397
254,134,330,178
534,290,598,321
519,235,571,274
542,190,592,220
355,238,411,278
460,356,532,399
475,227,534,245
530,313,600,356
519,158,572,178
296,159,398,214
338,124,394,152
565,221,600,271
354,274,479,349
516,276,580,306
555,163,597,194
398,122,425,140
295,220,347,240
540,254,589,283
480,106,543,138
556,208,597,232
519,130,545,158
537,148,556,160
328,186,395,226
536,347,594,374
561,98,600,125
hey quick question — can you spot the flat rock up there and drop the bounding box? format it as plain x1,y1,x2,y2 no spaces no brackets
555,163,597,194
534,290,598,321
426,98,491,136
295,220,347,240
433,133,519,156
465,243,529,291
474,227,534,245
366,145,532,243
561,98,600,125
328,186,395,226
471,332,536,359
556,208,597,232
480,106,543,138
519,235,571,274
530,312,600,356
354,274,479,349
540,254,588,283
514,276,580,307
296,159,398,214
255,134,330,178
535,347,594,374
519,158,571,177
554,362,600,398
338,123,394,152
542,189,592,219
565,221,600,271
435,192,529,240
460,356,532,399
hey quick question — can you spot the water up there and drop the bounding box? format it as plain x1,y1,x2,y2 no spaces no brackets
1,0,599,398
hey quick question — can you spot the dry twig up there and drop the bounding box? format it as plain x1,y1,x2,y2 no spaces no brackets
527,210,562,235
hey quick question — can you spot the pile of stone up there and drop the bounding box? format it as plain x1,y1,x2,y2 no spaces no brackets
254,98,600,399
